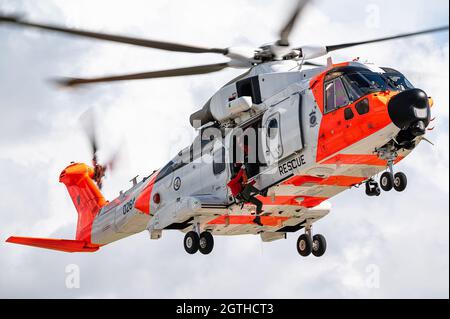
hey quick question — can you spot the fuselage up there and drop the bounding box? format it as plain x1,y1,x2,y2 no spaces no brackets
76,60,431,246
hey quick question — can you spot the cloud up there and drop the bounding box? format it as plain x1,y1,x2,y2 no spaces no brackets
0,0,448,298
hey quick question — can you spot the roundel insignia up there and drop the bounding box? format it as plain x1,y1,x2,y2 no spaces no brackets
309,110,318,127
173,177,181,191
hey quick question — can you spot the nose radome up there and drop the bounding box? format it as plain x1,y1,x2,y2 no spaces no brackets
388,88,430,130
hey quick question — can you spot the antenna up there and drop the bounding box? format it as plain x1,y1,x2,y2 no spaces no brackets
130,175,139,186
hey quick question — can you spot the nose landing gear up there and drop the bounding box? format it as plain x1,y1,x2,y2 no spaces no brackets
380,171,394,192
379,157,408,193
370,144,408,196
392,172,407,192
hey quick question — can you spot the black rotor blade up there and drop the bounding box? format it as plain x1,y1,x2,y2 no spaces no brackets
278,0,310,46
0,14,228,55
79,109,98,160
304,61,325,67
55,62,230,87
327,26,449,52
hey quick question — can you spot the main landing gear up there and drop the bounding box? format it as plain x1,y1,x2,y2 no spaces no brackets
183,226,214,255
296,222,327,257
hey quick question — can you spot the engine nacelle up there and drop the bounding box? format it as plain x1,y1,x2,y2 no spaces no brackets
210,96,253,122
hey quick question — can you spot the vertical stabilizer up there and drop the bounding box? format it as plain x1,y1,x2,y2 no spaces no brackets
59,163,107,242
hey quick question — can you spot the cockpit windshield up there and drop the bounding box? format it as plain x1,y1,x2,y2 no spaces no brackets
383,72,414,92
324,67,414,113
344,72,389,96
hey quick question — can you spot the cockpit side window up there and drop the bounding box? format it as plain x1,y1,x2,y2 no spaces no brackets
325,78,350,113
334,78,349,108
325,81,336,113
342,76,361,102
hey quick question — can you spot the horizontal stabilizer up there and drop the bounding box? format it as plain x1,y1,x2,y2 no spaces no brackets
6,236,100,253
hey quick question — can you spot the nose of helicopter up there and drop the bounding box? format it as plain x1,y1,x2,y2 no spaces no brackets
387,88,431,136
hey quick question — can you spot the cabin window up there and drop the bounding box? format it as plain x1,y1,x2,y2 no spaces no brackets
325,78,349,113
267,118,279,140
213,147,226,175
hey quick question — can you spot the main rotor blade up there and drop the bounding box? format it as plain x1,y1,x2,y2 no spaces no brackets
56,62,230,87
0,14,228,55
303,61,325,67
278,0,310,46
327,26,449,52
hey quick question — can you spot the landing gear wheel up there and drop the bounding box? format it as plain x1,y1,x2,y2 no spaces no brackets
380,172,394,192
297,234,312,257
393,172,407,192
184,231,199,254
312,234,327,257
198,232,214,255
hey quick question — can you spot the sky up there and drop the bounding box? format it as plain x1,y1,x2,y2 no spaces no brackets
0,0,448,298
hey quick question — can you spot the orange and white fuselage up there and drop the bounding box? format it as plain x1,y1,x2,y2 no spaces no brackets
7,60,432,253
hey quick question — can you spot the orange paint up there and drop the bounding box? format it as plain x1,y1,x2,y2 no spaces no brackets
59,163,107,243
321,154,404,166
257,195,328,208
283,175,366,187
310,65,399,162
134,173,158,215
283,175,325,186
320,175,366,187
6,236,100,253
207,215,289,227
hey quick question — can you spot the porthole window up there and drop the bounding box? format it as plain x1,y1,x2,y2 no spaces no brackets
267,118,279,140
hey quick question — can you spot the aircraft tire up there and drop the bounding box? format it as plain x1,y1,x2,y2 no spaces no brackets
199,232,214,255
312,234,327,257
297,234,312,257
380,172,394,192
393,172,408,192
184,231,199,254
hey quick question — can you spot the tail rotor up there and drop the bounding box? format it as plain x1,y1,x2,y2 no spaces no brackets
79,109,119,190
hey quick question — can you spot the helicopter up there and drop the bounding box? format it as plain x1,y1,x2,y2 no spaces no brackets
2,0,448,256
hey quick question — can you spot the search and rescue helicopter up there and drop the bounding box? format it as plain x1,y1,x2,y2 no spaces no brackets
2,1,448,257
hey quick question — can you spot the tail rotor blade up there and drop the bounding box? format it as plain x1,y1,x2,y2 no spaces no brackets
79,109,98,158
